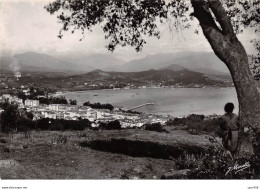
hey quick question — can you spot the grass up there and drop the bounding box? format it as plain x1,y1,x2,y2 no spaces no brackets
0,129,215,179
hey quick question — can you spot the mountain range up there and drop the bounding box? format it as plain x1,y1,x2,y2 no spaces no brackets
74,69,228,86
14,68,232,91
0,51,230,76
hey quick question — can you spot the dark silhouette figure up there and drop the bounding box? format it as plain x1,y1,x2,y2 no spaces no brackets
219,103,239,154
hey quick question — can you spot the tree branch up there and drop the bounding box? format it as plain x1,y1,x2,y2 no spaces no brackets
191,0,220,33
190,0,232,65
208,0,235,36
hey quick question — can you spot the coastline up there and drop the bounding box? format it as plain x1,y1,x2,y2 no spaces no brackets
50,87,238,117
52,86,237,96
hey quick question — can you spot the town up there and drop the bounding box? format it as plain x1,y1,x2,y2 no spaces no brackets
0,92,168,129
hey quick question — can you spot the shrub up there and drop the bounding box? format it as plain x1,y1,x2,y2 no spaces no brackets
143,122,166,132
167,114,221,136
83,101,114,111
51,135,68,144
37,118,52,130
167,114,205,126
35,118,91,131
187,117,221,136
174,136,257,179
0,102,19,133
17,118,35,131
99,120,121,130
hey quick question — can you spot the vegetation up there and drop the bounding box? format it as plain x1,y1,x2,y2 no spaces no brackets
17,87,45,102
0,101,19,133
99,120,121,130
45,0,260,158
167,114,205,126
16,86,69,105
35,96,68,105
0,104,91,131
83,101,114,111
143,122,167,133
69,99,77,105
173,137,258,179
167,114,221,135
35,118,91,131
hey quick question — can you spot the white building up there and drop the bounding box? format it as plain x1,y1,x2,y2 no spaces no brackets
25,99,39,107
2,94,11,99
48,104,60,111
43,112,57,119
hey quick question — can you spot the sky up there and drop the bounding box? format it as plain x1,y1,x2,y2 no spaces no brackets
0,0,259,62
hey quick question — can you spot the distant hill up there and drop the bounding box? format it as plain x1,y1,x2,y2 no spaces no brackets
57,53,126,72
0,52,125,74
116,52,230,75
1,51,233,78
0,52,73,73
68,68,230,87
159,64,188,72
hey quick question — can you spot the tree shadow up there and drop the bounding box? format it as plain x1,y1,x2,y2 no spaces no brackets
79,139,206,160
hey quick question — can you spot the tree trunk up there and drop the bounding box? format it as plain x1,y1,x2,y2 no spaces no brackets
191,0,260,159
226,41,260,158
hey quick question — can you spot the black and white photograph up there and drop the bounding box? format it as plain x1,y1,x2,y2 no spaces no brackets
0,0,259,186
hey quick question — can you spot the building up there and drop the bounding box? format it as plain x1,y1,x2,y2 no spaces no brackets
79,106,91,112
49,104,60,111
43,112,57,119
56,112,64,119
25,99,39,107
65,105,79,111
2,94,11,99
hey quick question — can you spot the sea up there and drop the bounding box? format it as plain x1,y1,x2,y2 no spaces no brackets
61,87,239,117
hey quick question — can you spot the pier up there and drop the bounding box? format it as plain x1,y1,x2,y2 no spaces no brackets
127,103,154,111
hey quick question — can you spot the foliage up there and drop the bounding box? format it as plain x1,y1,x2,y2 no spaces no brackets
17,91,27,102
44,0,259,51
174,136,257,179
28,87,45,98
69,99,77,105
99,120,121,130
25,111,34,120
124,110,141,115
17,117,35,132
83,101,114,111
36,118,91,131
17,87,45,102
167,114,205,126
143,122,167,133
249,39,260,80
0,102,19,133
35,96,68,105
0,100,10,110
166,114,221,135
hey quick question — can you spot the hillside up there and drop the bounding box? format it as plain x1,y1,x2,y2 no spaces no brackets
39,69,231,90
117,52,229,74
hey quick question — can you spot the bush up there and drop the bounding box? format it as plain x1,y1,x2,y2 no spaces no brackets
174,136,257,179
187,117,221,135
35,118,91,131
167,114,205,126
167,114,221,136
51,135,68,144
0,102,19,133
17,117,35,131
83,101,114,111
99,120,121,130
143,122,166,133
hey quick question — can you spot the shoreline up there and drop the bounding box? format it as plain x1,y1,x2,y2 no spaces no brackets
49,87,238,117
51,86,236,96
